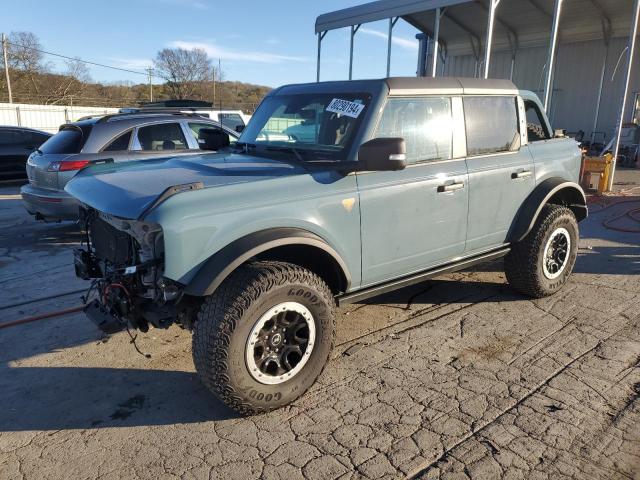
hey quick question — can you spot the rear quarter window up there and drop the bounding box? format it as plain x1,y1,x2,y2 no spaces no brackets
39,128,86,154
463,96,520,156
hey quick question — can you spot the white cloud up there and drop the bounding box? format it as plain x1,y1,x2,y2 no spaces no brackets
168,40,309,64
109,57,153,70
359,28,418,51
265,37,281,45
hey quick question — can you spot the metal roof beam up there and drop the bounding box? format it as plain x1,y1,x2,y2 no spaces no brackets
475,0,519,47
315,0,472,33
526,0,552,19
587,0,612,41
442,10,482,44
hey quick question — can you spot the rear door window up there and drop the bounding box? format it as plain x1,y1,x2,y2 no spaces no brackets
463,96,520,156
39,128,84,154
136,123,188,151
0,130,20,144
103,131,132,151
26,131,50,147
188,122,236,147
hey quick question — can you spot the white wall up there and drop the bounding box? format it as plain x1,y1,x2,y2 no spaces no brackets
441,37,640,143
0,103,119,134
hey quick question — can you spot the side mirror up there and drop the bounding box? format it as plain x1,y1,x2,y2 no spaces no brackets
357,137,407,171
235,125,245,133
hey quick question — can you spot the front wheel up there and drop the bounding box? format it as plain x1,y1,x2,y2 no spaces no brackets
505,204,579,298
193,261,335,414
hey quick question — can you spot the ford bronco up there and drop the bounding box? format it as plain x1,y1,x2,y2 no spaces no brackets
66,77,586,414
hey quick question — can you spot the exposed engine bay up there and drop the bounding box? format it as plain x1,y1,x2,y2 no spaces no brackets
74,207,194,333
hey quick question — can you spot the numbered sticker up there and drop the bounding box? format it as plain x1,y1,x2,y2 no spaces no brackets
326,98,365,118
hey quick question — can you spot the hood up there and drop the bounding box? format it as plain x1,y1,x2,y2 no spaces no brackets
65,152,307,219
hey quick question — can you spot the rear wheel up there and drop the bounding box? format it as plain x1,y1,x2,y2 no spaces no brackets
193,261,335,414
505,204,579,298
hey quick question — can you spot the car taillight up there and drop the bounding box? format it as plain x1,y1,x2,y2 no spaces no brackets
47,160,91,172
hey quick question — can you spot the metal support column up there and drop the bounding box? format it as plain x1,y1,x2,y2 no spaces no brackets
2,33,12,104
316,31,327,82
608,0,640,190
431,8,441,77
416,33,428,77
386,17,399,77
591,42,609,144
483,0,501,78
349,25,360,80
543,0,563,112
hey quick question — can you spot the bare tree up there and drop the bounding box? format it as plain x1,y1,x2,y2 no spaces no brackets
7,31,46,72
154,47,212,99
43,58,92,105
6,31,50,97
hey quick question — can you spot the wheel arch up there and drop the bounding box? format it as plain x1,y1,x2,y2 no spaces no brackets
184,228,351,297
508,178,587,243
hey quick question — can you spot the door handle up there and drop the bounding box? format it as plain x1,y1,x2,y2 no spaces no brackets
511,170,532,179
437,182,465,193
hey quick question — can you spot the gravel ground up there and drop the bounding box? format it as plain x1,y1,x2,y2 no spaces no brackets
0,173,639,480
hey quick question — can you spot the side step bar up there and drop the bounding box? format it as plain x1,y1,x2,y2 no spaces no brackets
336,246,510,306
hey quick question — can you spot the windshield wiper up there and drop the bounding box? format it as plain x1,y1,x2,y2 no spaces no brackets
265,145,303,162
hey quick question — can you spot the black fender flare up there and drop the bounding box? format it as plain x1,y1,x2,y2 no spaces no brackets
508,178,587,243
184,227,351,296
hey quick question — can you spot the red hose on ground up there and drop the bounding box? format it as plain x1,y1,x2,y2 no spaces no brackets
0,305,85,330
587,194,640,233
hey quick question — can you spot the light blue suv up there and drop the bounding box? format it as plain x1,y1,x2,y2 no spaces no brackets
66,77,586,414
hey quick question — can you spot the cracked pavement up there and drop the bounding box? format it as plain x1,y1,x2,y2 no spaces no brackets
1,183,639,480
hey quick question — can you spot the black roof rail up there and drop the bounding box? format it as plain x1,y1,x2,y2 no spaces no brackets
95,110,208,123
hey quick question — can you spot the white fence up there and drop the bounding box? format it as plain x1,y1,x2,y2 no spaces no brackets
0,102,119,133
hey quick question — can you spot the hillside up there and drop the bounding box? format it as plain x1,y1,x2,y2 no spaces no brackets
0,69,271,112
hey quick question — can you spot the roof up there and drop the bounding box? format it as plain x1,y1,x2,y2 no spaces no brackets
275,76,517,95
385,76,517,94
316,0,636,56
0,125,52,134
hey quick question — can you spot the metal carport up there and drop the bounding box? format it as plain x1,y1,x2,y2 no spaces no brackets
315,0,639,189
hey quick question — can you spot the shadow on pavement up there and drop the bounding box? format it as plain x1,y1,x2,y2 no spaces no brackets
0,366,238,431
0,221,82,251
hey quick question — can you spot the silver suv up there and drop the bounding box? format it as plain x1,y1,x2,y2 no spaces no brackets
21,112,239,221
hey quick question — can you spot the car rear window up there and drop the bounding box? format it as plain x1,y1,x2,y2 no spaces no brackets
39,127,90,154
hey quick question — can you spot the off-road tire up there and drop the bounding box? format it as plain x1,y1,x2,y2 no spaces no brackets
505,204,578,298
193,261,335,415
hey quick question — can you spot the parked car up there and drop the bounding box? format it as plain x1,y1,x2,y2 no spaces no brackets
0,126,51,182
119,101,251,132
66,77,586,415
21,113,238,221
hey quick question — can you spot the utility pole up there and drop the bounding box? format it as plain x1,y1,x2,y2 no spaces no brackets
212,65,216,106
147,67,153,102
2,33,13,104
218,59,222,110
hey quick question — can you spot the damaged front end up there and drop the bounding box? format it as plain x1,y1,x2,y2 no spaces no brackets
75,207,195,334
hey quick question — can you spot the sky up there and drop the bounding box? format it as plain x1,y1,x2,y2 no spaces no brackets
2,0,423,88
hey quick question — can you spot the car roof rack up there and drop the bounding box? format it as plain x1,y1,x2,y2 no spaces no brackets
94,110,208,123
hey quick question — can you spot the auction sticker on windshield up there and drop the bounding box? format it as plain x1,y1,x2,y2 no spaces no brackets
326,98,365,118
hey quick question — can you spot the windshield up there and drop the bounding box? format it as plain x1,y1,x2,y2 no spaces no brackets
239,92,371,161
